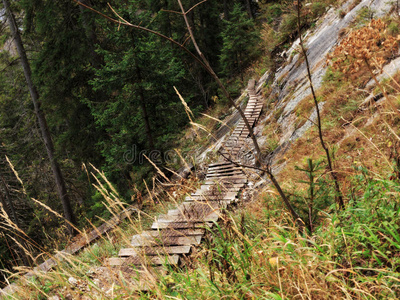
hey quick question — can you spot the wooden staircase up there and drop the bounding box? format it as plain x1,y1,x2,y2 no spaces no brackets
220,80,264,160
100,80,264,291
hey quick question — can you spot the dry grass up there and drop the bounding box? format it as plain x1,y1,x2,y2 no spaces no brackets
0,163,200,299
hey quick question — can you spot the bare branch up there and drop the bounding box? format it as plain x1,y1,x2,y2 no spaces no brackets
176,0,262,164
186,0,208,15
217,150,303,228
297,0,344,209
72,0,211,74
0,58,20,73
160,9,183,15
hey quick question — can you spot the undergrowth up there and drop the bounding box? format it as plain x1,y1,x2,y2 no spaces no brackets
141,169,400,299
5,165,400,299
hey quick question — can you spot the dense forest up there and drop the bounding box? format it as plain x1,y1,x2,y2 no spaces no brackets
0,0,269,283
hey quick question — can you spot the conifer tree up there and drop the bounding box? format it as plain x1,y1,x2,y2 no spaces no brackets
2,0,77,234
219,3,260,79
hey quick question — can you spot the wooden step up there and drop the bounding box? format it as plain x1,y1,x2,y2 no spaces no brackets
156,211,219,223
200,183,245,190
207,169,244,175
207,164,242,171
208,163,237,169
206,171,244,178
106,255,180,266
178,201,225,209
207,162,236,168
191,190,237,198
173,200,221,210
131,234,203,247
208,163,238,172
237,122,254,126
203,177,247,185
168,202,224,216
185,195,235,202
151,221,213,230
119,245,191,257
232,146,251,151
207,167,242,175
140,229,205,238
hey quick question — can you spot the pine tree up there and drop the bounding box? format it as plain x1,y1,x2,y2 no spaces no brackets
2,0,77,234
88,4,187,191
219,3,260,79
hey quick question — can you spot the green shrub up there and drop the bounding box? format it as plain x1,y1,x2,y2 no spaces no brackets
311,2,326,18
388,21,400,36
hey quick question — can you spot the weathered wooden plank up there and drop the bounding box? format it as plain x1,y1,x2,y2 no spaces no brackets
119,245,191,257
151,221,213,230
168,203,224,216
207,165,241,172
203,178,247,185
207,168,242,175
157,211,219,223
207,172,244,179
145,228,205,237
131,234,203,247
227,135,246,139
229,134,246,138
200,183,245,191
184,198,233,205
185,195,234,202
183,197,231,204
248,78,256,89
106,257,127,266
199,187,243,193
206,175,244,180
106,255,180,266
207,162,236,168
206,169,244,175
208,163,235,170
207,164,241,170
130,229,204,242
207,166,239,172
191,191,237,199
205,176,247,181
208,162,236,168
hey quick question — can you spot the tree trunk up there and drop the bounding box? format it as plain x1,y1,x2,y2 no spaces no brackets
223,0,230,20
3,0,77,235
78,0,102,69
245,0,254,19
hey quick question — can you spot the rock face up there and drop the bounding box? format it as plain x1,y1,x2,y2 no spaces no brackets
258,0,393,151
191,0,395,171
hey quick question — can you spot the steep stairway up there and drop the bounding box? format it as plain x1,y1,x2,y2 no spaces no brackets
221,80,264,160
99,79,264,291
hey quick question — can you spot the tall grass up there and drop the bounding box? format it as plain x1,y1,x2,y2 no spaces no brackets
140,173,400,299
0,163,199,299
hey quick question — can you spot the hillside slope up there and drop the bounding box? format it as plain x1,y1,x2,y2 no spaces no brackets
2,0,400,298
